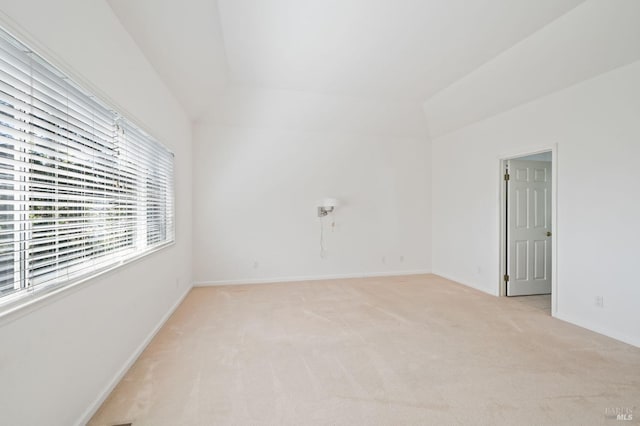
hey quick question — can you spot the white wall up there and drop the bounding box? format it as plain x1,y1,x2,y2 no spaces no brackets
431,60,640,347
423,0,640,138
193,88,431,284
0,1,193,425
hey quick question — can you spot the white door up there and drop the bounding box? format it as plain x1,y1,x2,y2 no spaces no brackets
506,160,552,296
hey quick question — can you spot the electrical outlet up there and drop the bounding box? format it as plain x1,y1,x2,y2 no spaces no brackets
399,255,404,263
175,278,179,288
253,261,259,269
381,256,386,264
595,296,604,308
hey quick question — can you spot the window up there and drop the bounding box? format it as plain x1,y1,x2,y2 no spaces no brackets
0,28,174,311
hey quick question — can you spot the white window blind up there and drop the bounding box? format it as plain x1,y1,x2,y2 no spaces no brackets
0,28,174,309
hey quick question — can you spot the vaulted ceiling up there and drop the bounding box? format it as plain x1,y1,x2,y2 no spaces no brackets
108,0,586,121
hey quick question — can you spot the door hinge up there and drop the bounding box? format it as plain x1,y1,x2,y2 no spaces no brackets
504,172,510,181
504,274,510,282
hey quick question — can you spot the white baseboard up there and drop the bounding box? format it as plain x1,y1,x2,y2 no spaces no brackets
554,311,640,349
433,273,639,348
75,283,193,426
194,269,432,287
430,271,498,296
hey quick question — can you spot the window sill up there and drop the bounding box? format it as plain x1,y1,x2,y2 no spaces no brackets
0,241,175,325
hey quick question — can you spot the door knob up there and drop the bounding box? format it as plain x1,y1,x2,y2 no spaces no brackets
546,231,552,237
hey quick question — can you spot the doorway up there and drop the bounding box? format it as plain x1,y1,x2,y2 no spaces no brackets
499,148,557,314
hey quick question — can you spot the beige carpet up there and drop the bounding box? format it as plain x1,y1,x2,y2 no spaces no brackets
89,274,640,425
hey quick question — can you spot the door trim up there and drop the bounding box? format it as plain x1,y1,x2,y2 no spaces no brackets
498,144,558,315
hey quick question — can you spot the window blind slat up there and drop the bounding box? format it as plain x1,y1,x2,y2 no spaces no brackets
0,73,115,144
0,27,175,304
0,40,116,132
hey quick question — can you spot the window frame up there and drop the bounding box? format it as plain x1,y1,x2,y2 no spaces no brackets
0,25,176,320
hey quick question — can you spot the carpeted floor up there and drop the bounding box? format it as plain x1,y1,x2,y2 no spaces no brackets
89,274,640,425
